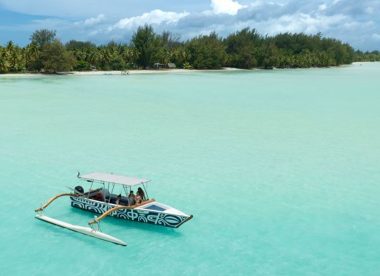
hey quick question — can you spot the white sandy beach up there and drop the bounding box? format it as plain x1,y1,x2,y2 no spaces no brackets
2,63,374,78
0,67,244,78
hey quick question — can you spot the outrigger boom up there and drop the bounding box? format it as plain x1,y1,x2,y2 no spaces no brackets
35,192,127,246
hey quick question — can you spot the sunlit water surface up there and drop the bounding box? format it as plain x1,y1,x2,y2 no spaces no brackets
0,63,379,275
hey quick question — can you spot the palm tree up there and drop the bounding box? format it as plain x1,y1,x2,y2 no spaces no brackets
0,46,10,73
25,43,41,71
6,41,26,72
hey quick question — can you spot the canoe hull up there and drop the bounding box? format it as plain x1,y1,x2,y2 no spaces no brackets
70,196,192,228
35,214,127,246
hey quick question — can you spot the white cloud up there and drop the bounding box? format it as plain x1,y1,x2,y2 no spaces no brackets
318,4,327,11
365,6,374,14
83,14,105,26
372,33,380,40
267,13,347,34
110,9,189,31
211,0,245,15
0,0,207,18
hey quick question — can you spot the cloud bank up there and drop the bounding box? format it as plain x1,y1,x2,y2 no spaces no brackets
0,0,379,50
110,10,189,31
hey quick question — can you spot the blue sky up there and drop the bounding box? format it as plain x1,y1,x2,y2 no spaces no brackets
0,0,379,50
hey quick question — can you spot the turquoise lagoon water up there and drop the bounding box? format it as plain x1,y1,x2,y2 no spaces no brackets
0,63,380,275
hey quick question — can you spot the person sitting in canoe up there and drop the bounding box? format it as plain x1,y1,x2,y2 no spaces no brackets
128,191,135,206
115,194,122,205
135,187,146,204
91,190,105,201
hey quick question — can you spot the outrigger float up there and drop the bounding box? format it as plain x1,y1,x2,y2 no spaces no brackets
35,172,193,246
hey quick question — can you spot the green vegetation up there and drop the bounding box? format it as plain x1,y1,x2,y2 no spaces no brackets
0,26,378,74
353,50,380,62
0,29,74,73
131,25,161,69
186,32,226,69
40,40,75,73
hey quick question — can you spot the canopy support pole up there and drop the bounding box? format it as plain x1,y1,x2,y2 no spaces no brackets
142,183,149,200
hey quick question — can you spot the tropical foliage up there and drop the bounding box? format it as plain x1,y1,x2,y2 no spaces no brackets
0,26,377,74
353,50,380,62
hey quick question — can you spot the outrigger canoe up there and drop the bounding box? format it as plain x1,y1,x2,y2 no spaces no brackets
35,172,193,246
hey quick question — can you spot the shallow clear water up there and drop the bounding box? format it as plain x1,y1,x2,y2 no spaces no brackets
1,63,380,275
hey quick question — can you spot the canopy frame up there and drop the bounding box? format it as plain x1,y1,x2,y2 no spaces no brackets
78,172,150,187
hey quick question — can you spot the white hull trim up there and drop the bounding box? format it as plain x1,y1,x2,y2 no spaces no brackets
35,214,127,246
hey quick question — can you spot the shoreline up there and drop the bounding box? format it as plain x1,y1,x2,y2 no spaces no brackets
73,67,246,76
0,62,376,77
0,67,245,77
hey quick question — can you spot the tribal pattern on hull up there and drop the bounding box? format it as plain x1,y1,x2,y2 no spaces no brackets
70,197,188,228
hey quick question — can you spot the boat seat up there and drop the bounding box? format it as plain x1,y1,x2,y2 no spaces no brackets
106,195,118,204
106,194,129,205
119,197,129,205
85,188,102,197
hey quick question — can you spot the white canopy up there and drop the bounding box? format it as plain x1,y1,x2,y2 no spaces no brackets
79,172,150,187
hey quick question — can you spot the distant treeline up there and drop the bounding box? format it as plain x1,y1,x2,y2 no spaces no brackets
0,26,379,73
353,50,380,62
